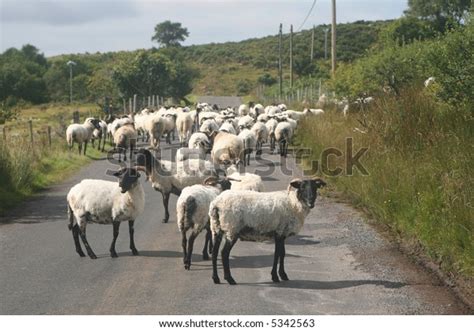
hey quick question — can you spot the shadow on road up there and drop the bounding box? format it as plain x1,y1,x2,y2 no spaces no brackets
244,279,407,290
286,235,321,246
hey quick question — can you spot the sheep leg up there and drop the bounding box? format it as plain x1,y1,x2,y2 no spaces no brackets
271,236,281,282
83,141,88,155
162,192,170,223
181,230,187,264
212,232,223,284
278,238,289,281
78,225,97,259
185,230,199,270
72,224,86,257
110,221,121,258
128,220,138,255
202,227,212,260
78,143,82,155
222,237,238,285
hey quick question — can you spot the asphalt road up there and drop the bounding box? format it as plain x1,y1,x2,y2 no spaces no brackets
0,139,469,314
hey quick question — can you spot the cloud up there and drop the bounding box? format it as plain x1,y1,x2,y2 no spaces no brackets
0,0,139,26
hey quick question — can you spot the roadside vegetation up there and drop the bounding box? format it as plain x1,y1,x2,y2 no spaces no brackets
296,5,473,280
0,104,105,215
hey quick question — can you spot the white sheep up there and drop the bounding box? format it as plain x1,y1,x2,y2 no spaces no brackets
265,117,278,153
67,166,145,259
135,148,217,223
176,112,193,147
211,131,244,167
275,121,293,157
219,121,237,135
249,103,264,119
237,115,254,130
200,119,220,136
238,104,249,116
177,177,232,270
209,177,326,284
303,108,325,116
144,113,166,149
250,122,268,156
66,117,100,155
238,128,257,166
113,123,137,162
176,147,206,161
226,164,264,192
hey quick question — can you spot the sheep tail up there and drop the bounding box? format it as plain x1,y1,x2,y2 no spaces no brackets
180,196,197,231
209,205,221,234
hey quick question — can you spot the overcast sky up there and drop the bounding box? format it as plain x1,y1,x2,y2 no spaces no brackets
0,0,407,56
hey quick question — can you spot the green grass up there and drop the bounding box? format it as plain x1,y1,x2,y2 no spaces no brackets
0,103,107,216
295,89,473,278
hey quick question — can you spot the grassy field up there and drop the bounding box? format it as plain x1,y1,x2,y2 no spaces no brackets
294,89,473,279
0,103,108,215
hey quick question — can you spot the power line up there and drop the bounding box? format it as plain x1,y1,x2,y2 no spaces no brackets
296,0,317,32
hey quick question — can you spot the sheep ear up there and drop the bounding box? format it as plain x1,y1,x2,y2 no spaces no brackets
312,177,327,188
289,178,302,189
110,168,126,177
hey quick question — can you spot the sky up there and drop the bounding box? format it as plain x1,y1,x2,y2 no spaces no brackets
0,0,408,56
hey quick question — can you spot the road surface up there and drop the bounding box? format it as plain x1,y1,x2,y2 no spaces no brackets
0,141,469,314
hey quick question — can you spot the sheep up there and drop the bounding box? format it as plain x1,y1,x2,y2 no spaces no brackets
161,113,177,144
249,103,264,119
238,128,257,166
91,120,107,152
265,117,278,153
238,104,249,116
188,132,211,151
219,121,237,135
66,117,101,155
176,112,193,147
144,113,166,149
237,115,254,130
251,122,268,156
211,131,244,167
67,166,146,259
176,147,206,161
199,112,219,125
209,177,326,284
303,108,325,116
200,119,220,136
134,148,217,223
275,121,293,158
226,164,264,192
283,110,305,121
113,123,137,162
177,177,232,270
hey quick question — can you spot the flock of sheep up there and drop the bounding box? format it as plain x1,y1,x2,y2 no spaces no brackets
65,102,326,285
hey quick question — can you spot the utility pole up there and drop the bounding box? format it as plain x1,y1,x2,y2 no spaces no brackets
324,28,329,60
311,25,315,61
66,60,76,104
331,0,337,77
278,23,283,99
290,24,293,89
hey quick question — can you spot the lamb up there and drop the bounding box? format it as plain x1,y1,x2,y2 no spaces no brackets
113,123,137,162
275,121,293,158
176,112,193,147
134,148,217,223
66,117,101,155
66,166,146,259
209,177,326,284
211,131,244,167
177,177,232,270
238,128,257,166
251,122,268,156
226,164,264,192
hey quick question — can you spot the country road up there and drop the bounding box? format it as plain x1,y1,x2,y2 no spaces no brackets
0,141,469,315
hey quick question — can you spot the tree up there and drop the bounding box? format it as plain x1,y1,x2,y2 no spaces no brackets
405,0,472,32
151,21,189,48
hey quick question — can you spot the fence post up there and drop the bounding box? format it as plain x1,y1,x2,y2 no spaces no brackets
133,94,137,113
28,119,34,144
47,126,52,148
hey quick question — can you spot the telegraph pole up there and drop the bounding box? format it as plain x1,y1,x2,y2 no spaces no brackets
311,25,315,61
290,24,294,89
331,0,337,77
278,23,283,99
324,28,329,60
